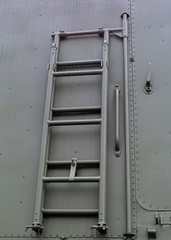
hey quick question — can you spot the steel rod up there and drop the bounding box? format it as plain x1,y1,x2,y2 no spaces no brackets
114,84,121,157
32,35,60,228
51,106,101,113
56,59,102,66
97,30,109,231
122,13,132,235
48,119,102,126
52,28,123,38
46,160,100,166
42,176,100,182
42,208,98,215
52,69,102,77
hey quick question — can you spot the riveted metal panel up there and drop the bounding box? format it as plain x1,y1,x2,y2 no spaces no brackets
132,0,171,239
0,0,129,239
134,0,171,211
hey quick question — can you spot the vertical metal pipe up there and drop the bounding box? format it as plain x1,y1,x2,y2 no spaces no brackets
98,30,109,231
114,84,120,157
32,35,60,230
122,13,132,235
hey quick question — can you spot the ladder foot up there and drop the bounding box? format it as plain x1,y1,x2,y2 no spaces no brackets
26,222,43,235
91,222,108,233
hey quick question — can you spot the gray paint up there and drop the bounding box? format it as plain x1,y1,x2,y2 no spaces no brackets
0,0,127,239
132,0,171,239
1,0,171,239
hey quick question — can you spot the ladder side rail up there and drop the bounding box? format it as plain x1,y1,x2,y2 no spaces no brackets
97,30,110,232
32,34,60,231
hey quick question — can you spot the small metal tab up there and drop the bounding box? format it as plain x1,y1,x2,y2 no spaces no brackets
69,158,77,181
147,227,157,239
144,62,153,94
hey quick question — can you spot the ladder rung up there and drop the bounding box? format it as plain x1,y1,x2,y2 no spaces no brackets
42,208,98,215
52,69,103,77
57,59,102,66
48,119,102,126
51,106,101,115
46,160,100,166
42,176,100,182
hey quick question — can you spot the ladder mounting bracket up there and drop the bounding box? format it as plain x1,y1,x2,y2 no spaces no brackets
114,32,122,38
91,223,108,233
26,222,43,235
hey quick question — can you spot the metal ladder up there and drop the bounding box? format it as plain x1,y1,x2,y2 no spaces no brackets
27,13,129,235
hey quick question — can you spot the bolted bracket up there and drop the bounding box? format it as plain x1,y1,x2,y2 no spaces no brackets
91,222,108,233
26,222,43,235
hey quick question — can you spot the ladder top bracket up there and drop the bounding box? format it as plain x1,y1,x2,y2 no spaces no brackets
51,27,123,39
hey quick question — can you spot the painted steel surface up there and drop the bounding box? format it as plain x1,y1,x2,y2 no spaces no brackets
0,0,127,239
1,0,171,239
132,0,171,239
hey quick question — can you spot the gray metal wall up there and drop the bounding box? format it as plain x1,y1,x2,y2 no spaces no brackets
0,1,127,239
0,0,171,240
132,0,171,239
